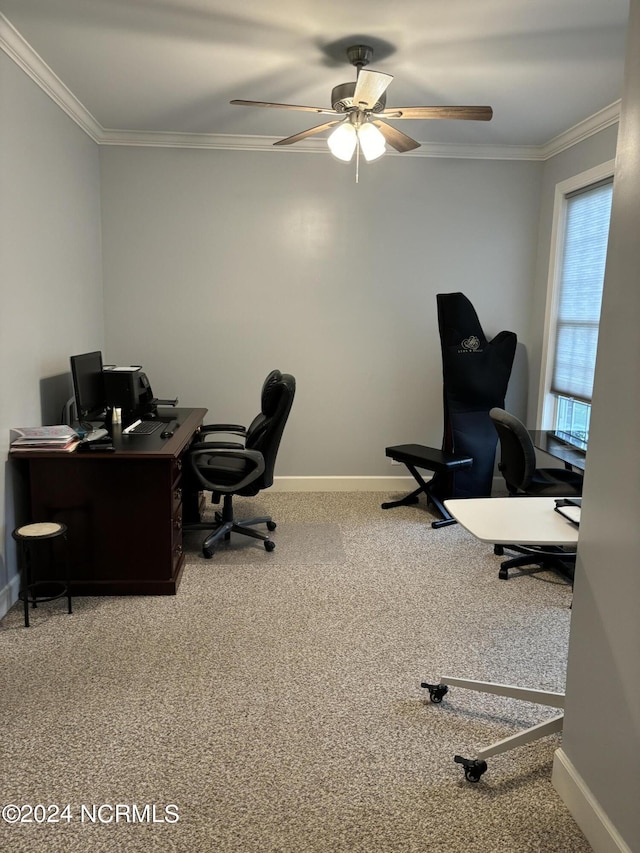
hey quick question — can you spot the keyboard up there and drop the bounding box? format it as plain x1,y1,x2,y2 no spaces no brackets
126,420,162,436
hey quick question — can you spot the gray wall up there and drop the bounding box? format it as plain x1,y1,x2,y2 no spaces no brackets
99,147,541,476
0,53,104,607
556,2,640,849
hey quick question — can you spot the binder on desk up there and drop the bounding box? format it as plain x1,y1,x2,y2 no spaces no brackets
555,498,581,526
10,425,80,452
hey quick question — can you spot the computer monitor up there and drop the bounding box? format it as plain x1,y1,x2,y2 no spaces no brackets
70,351,106,423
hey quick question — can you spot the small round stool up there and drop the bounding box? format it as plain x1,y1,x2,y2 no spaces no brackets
12,522,73,628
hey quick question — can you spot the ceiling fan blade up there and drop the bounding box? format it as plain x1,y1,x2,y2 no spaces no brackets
372,121,421,153
381,105,493,121
352,69,393,110
230,99,337,116
273,120,342,146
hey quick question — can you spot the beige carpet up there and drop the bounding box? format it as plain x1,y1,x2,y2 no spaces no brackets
0,492,589,852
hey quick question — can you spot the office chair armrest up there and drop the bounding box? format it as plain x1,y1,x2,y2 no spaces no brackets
193,440,245,450
189,447,265,493
200,424,247,436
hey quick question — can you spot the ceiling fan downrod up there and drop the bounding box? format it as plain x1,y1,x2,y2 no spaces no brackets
346,44,373,76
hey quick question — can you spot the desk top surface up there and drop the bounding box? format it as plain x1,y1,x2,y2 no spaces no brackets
444,497,579,546
529,430,586,471
10,407,207,461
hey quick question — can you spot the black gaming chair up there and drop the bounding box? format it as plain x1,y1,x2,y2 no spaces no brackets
437,292,518,499
184,371,295,559
489,407,583,579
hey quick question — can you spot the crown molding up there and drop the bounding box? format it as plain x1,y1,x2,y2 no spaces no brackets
0,13,102,142
99,128,290,152
1,12,620,162
99,128,542,160
540,100,621,159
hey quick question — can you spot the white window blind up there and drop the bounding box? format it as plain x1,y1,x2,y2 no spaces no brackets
551,179,613,403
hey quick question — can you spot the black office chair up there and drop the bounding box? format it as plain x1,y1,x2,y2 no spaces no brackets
489,407,583,579
184,371,295,559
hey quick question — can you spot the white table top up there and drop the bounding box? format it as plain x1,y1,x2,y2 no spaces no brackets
444,497,580,546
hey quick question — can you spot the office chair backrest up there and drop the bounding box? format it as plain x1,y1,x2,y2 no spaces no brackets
245,369,282,435
489,407,537,493
243,371,296,491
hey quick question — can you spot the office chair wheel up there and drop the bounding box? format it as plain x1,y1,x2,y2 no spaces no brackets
421,682,449,704
264,540,276,552
203,547,215,559
494,545,504,556
454,755,488,783
499,566,509,580
267,521,277,531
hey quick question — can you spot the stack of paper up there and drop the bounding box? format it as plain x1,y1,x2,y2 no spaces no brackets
10,425,80,452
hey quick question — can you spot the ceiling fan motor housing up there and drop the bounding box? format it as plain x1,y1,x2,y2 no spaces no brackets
331,82,387,113
346,44,373,68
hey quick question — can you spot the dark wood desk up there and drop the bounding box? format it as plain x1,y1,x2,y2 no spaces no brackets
11,407,207,596
529,430,586,472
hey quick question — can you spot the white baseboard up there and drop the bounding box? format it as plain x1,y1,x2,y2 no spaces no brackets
553,748,633,853
0,574,20,621
272,475,506,493
271,476,415,492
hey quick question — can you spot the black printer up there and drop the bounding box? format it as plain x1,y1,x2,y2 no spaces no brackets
103,366,156,424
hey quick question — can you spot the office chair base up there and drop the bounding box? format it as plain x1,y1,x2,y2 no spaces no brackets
202,521,275,558
185,500,277,558
495,545,575,581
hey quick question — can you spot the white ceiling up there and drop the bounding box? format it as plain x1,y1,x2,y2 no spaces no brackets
0,0,630,151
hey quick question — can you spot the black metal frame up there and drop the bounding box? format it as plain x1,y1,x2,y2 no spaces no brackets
381,444,473,529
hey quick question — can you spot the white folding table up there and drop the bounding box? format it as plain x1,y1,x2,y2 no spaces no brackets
422,496,579,782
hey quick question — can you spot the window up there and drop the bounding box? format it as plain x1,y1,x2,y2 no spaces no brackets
538,162,615,440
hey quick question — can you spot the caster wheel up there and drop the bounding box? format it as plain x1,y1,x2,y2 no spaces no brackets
494,545,504,556
420,682,449,704
454,755,487,782
203,548,214,559
499,566,509,580
464,766,485,783
267,521,277,531
264,540,276,552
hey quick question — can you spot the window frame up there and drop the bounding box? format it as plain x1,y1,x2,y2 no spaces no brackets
536,159,616,430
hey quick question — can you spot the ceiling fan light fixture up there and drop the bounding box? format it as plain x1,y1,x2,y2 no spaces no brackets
327,121,357,162
357,122,386,162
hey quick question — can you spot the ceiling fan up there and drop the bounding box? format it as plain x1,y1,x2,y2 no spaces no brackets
231,44,493,173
